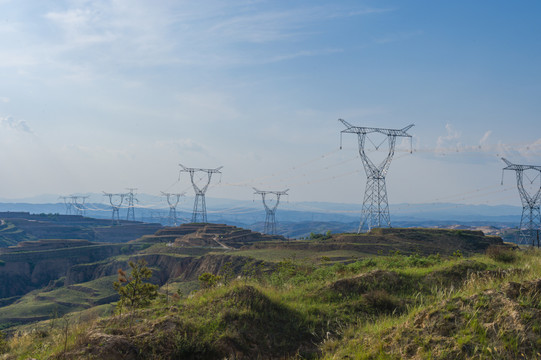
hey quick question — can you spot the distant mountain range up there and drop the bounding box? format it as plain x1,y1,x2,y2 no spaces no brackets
0,194,522,234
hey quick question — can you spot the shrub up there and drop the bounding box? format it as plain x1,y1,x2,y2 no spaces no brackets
199,273,221,289
309,231,332,240
0,330,8,354
219,262,235,285
486,245,517,263
406,253,441,267
241,260,265,283
363,290,401,314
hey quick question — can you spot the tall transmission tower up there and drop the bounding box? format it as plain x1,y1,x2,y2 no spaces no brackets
59,196,73,215
103,192,126,225
70,195,89,216
253,188,289,235
125,188,138,221
502,158,541,245
339,119,414,233
59,195,88,216
179,164,222,223
161,191,185,226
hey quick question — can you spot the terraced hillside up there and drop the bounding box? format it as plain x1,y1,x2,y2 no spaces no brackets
0,225,508,335
140,223,286,248
3,241,536,359
0,220,36,247
0,212,162,246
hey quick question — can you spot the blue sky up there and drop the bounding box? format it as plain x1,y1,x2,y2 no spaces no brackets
0,0,540,208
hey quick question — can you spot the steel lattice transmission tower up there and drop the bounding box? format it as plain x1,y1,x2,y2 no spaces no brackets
253,188,289,235
71,195,89,216
339,119,414,233
179,164,222,223
59,196,73,215
103,192,126,225
59,195,88,216
161,191,185,226
502,158,541,245
125,188,138,221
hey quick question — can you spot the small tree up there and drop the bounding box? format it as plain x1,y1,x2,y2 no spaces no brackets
198,272,221,289
219,261,235,285
113,259,158,312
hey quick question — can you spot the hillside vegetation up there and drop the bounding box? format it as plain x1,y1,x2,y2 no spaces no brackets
2,242,540,359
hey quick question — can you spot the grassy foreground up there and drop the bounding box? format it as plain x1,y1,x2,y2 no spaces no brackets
1,246,540,359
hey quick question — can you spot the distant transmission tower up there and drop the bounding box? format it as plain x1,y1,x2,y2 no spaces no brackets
179,164,222,223
103,192,126,225
125,188,138,221
71,195,89,216
253,188,289,235
59,196,73,215
502,158,541,245
161,191,184,226
339,119,414,233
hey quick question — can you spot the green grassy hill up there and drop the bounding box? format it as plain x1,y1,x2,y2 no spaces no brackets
3,242,539,359
0,275,118,330
0,226,527,359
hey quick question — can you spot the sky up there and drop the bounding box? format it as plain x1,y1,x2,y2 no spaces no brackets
0,0,540,209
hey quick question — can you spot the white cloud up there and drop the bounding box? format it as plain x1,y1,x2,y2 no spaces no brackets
427,124,541,165
0,97,10,103
436,123,461,152
0,116,33,133
479,130,492,146
497,138,541,160
32,1,393,73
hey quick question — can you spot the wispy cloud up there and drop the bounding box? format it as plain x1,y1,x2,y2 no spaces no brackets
425,124,541,163
436,123,461,152
496,138,541,160
479,130,491,146
0,116,33,133
32,1,393,72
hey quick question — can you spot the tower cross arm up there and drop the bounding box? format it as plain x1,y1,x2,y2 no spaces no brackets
253,188,289,196
179,163,223,173
339,119,414,137
502,158,541,172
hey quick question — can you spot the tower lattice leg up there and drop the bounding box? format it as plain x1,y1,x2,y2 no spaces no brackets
359,176,390,232
192,193,207,223
519,206,541,245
